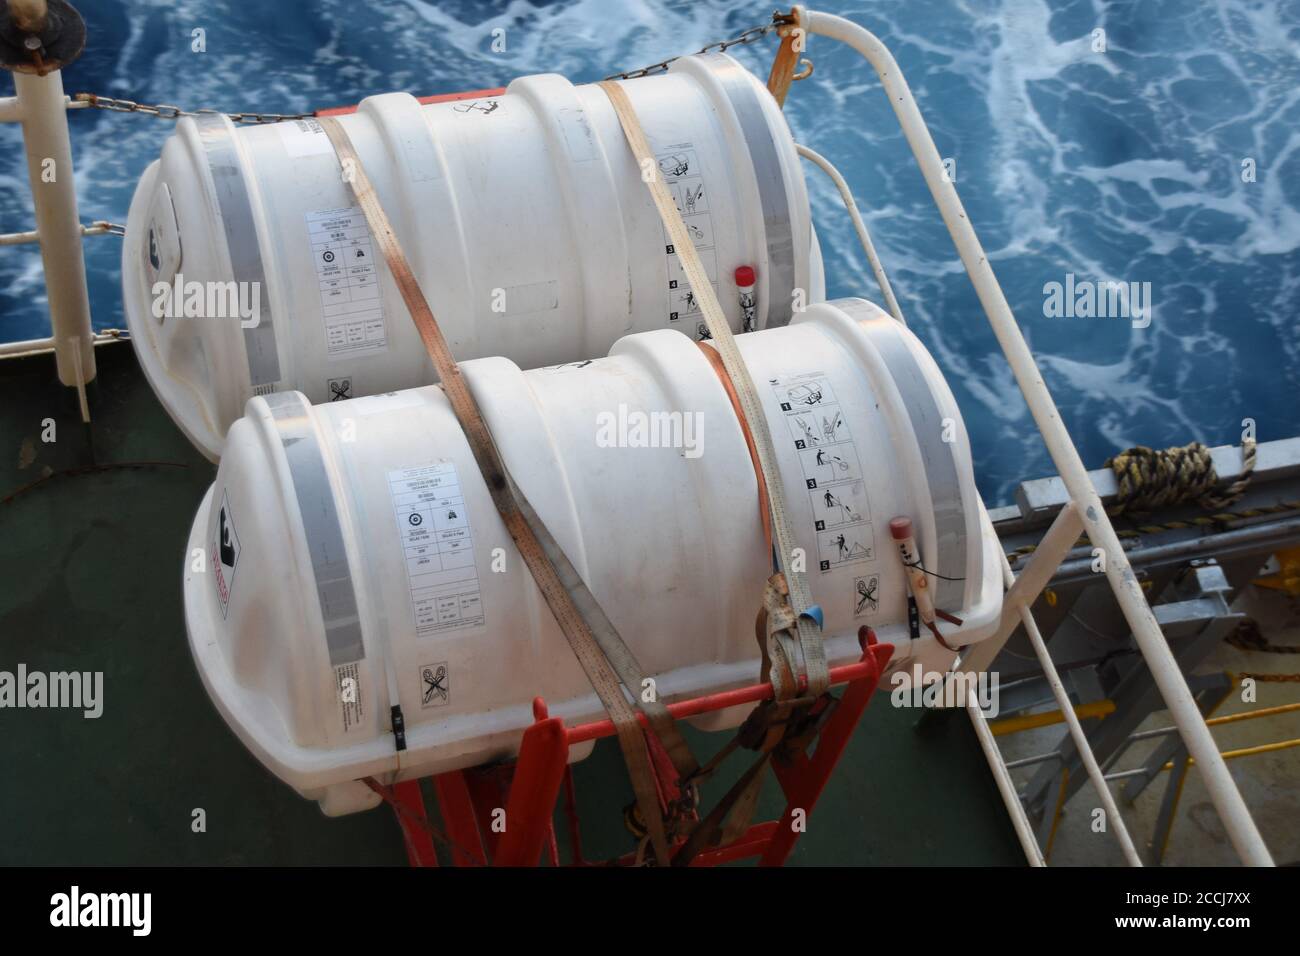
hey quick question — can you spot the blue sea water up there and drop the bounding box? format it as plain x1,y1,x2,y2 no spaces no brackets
1,0,1297,503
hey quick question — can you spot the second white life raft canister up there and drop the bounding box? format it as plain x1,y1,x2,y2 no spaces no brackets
123,53,824,460
183,298,1002,815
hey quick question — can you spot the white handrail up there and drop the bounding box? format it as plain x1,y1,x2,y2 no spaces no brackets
801,7,1273,865
996,551,1144,865
11,68,96,391
966,697,1047,865
795,143,906,323
0,221,120,246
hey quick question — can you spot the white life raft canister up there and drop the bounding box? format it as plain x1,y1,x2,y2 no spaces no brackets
124,53,823,460
184,298,1002,815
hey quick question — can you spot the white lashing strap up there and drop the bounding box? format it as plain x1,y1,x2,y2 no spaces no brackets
598,79,828,698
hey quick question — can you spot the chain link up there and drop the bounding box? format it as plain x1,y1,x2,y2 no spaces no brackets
76,16,795,121
604,12,795,80
73,93,313,125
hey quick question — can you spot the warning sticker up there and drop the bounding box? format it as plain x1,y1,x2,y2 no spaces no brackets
387,462,485,636
420,662,450,709
854,575,880,617
334,661,365,733
657,143,720,333
327,376,352,401
770,373,875,573
212,489,240,619
306,207,388,357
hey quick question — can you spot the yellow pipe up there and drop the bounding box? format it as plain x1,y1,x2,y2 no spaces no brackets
989,687,1293,739
989,699,1115,737
1163,736,1300,771
1206,702,1300,727
1252,547,1300,596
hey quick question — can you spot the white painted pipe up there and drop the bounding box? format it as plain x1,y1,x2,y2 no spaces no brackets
13,68,95,387
796,143,905,324
955,501,1083,679
0,330,121,357
0,221,118,245
998,551,1144,865
965,696,1046,866
802,8,1274,866
0,336,55,356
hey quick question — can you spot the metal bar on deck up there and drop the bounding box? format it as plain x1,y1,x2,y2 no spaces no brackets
13,68,96,389
966,697,1047,865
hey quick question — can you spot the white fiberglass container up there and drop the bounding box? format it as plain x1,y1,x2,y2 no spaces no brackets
124,53,822,460
184,298,1002,814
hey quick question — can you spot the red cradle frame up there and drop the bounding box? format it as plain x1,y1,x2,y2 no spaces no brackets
372,629,894,867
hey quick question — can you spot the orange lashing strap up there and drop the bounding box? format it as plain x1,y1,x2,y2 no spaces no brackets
696,341,772,557
317,115,696,867
765,8,806,108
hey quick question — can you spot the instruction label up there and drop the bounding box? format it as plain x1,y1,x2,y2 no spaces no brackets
334,661,365,734
306,207,388,357
656,143,719,335
387,462,485,636
770,373,876,573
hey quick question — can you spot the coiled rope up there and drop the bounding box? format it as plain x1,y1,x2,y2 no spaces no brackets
1005,438,1300,564
1105,439,1256,515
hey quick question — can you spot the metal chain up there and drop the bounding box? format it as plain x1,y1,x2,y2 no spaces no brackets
604,11,795,80
73,93,312,125
76,15,795,119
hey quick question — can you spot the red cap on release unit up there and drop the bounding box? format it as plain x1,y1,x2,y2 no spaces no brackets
889,516,914,541
734,265,756,287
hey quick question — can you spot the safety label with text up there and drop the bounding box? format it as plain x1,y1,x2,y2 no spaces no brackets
656,143,720,336
306,206,388,357
387,462,485,636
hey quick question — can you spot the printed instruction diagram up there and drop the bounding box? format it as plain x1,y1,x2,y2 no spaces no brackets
656,143,720,332
771,373,877,573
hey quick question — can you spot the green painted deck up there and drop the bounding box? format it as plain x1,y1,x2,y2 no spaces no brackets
0,342,1023,865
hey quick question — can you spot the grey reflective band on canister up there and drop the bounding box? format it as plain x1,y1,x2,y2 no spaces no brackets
698,54,795,328
263,392,364,666
194,114,282,388
848,304,968,610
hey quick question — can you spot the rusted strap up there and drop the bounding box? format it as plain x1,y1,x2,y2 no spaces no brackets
317,115,695,866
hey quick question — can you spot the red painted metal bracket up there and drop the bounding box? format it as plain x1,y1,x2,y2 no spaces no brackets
386,630,893,867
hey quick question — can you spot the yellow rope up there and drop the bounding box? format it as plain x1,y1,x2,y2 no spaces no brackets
1240,672,1300,683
